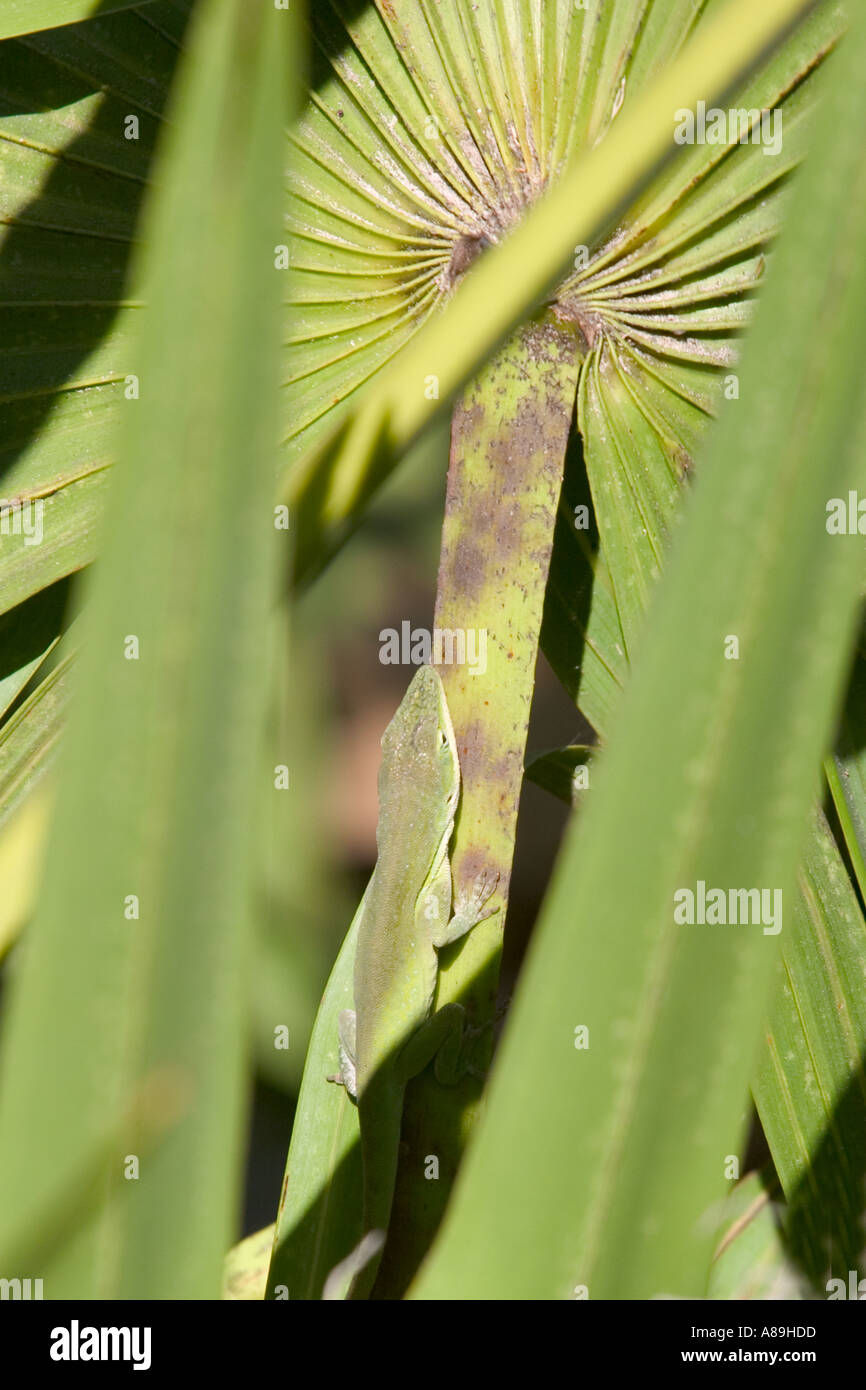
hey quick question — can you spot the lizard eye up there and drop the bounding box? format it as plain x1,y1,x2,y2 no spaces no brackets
437,729,447,748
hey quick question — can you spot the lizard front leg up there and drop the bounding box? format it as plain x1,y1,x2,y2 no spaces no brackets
434,864,500,948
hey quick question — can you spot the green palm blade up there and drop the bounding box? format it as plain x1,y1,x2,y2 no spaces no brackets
0,0,291,1296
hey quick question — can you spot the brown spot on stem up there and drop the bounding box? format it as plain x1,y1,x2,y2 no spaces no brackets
441,533,486,605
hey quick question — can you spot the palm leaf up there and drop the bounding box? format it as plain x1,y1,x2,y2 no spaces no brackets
0,0,193,618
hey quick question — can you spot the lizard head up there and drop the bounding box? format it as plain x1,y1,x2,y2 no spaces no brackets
380,665,460,816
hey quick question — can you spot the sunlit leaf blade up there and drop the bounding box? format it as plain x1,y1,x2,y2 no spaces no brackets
267,891,363,1302
0,0,155,43
222,1223,273,1302
0,474,110,619
412,6,866,1299
0,625,72,955
708,1171,807,1301
0,786,51,960
0,0,291,1297
0,648,71,834
754,808,866,1287
0,581,67,721
0,1,193,615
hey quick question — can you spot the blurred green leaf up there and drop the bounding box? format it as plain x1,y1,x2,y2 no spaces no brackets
0,0,293,1297
249,617,352,1094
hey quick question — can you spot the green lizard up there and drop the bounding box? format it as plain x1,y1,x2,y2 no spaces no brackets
332,663,498,1299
